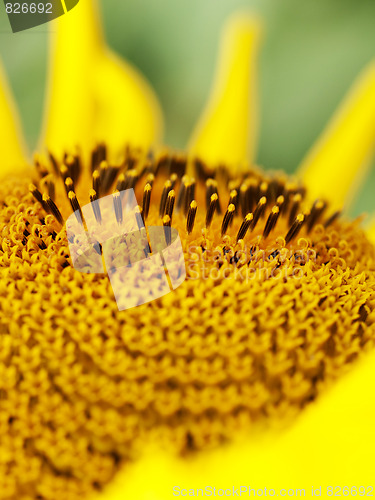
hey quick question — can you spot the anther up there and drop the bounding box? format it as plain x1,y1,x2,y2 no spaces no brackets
68,191,84,224
236,213,253,242
89,189,102,224
187,200,197,234
42,194,64,225
250,197,267,231
159,180,172,217
165,190,176,220
263,206,280,239
285,214,305,244
113,191,123,225
221,203,235,236
206,193,218,228
142,183,152,221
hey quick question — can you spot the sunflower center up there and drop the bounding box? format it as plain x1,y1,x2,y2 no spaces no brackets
1,145,375,500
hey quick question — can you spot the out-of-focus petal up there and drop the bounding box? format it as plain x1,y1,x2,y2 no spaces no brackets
41,0,163,159
0,60,28,176
97,349,375,499
188,12,261,173
298,61,375,212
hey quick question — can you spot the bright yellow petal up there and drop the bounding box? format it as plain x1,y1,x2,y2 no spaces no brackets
298,61,375,212
41,0,163,159
0,60,27,176
97,349,375,499
187,12,262,174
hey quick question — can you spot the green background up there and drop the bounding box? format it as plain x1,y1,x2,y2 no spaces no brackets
0,0,374,216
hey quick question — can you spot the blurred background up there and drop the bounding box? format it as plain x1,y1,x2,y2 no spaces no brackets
0,0,374,216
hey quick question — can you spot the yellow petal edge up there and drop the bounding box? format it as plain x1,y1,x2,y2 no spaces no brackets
298,61,375,212
188,12,262,173
97,347,375,500
0,59,28,176
41,0,163,159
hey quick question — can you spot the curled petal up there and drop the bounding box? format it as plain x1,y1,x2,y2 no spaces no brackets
188,12,262,173
298,61,375,211
0,60,28,176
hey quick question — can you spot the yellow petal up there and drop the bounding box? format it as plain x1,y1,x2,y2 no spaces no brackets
98,349,375,499
0,60,28,176
187,12,262,173
298,61,375,212
41,0,163,159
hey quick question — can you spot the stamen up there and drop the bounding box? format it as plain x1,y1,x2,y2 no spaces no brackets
285,214,305,244
184,179,196,216
324,210,341,228
142,183,152,221
42,194,64,225
306,200,326,232
68,191,84,224
113,191,123,225
116,173,126,192
159,180,172,217
29,184,44,205
206,178,221,214
288,193,302,226
236,213,253,242
163,214,172,245
263,206,280,239
187,200,197,234
64,177,74,196
89,189,102,224
165,190,176,221
250,196,267,231
176,175,189,212
221,203,235,236
228,189,238,214
206,193,218,228
92,170,100,197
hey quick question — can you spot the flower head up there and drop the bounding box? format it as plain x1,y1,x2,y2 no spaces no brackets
0,1,375,499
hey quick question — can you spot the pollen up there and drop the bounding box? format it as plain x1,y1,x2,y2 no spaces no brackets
1,146,375,499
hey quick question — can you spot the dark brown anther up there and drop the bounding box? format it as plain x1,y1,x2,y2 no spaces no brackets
42,194,64,225
113,191,123,225
324,210,341,228
165,190,176,221
89,189,102,224
159,180,173,217
236,213,253,242
59,164,69,182
142,183,152,221
228,189,238,214
64,177,74,196
124,169,139,190
186,200,197,235
206,193,218,228
221,203,235,237
68,191,84,224
163,214,172,246
276,195,285,213
92,170,100,197
285,214,305,244
91,143,107,172
250,196,267,231
169,173,178,190
176,175,189,212
29,184,44,205
288,193,302,226
48,150,60,175
307,200,326,232
263,206,280,239
116,173,126,192
206,178,221,214
184,179,196,216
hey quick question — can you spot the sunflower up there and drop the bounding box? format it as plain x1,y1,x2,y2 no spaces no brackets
1,1,375,500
